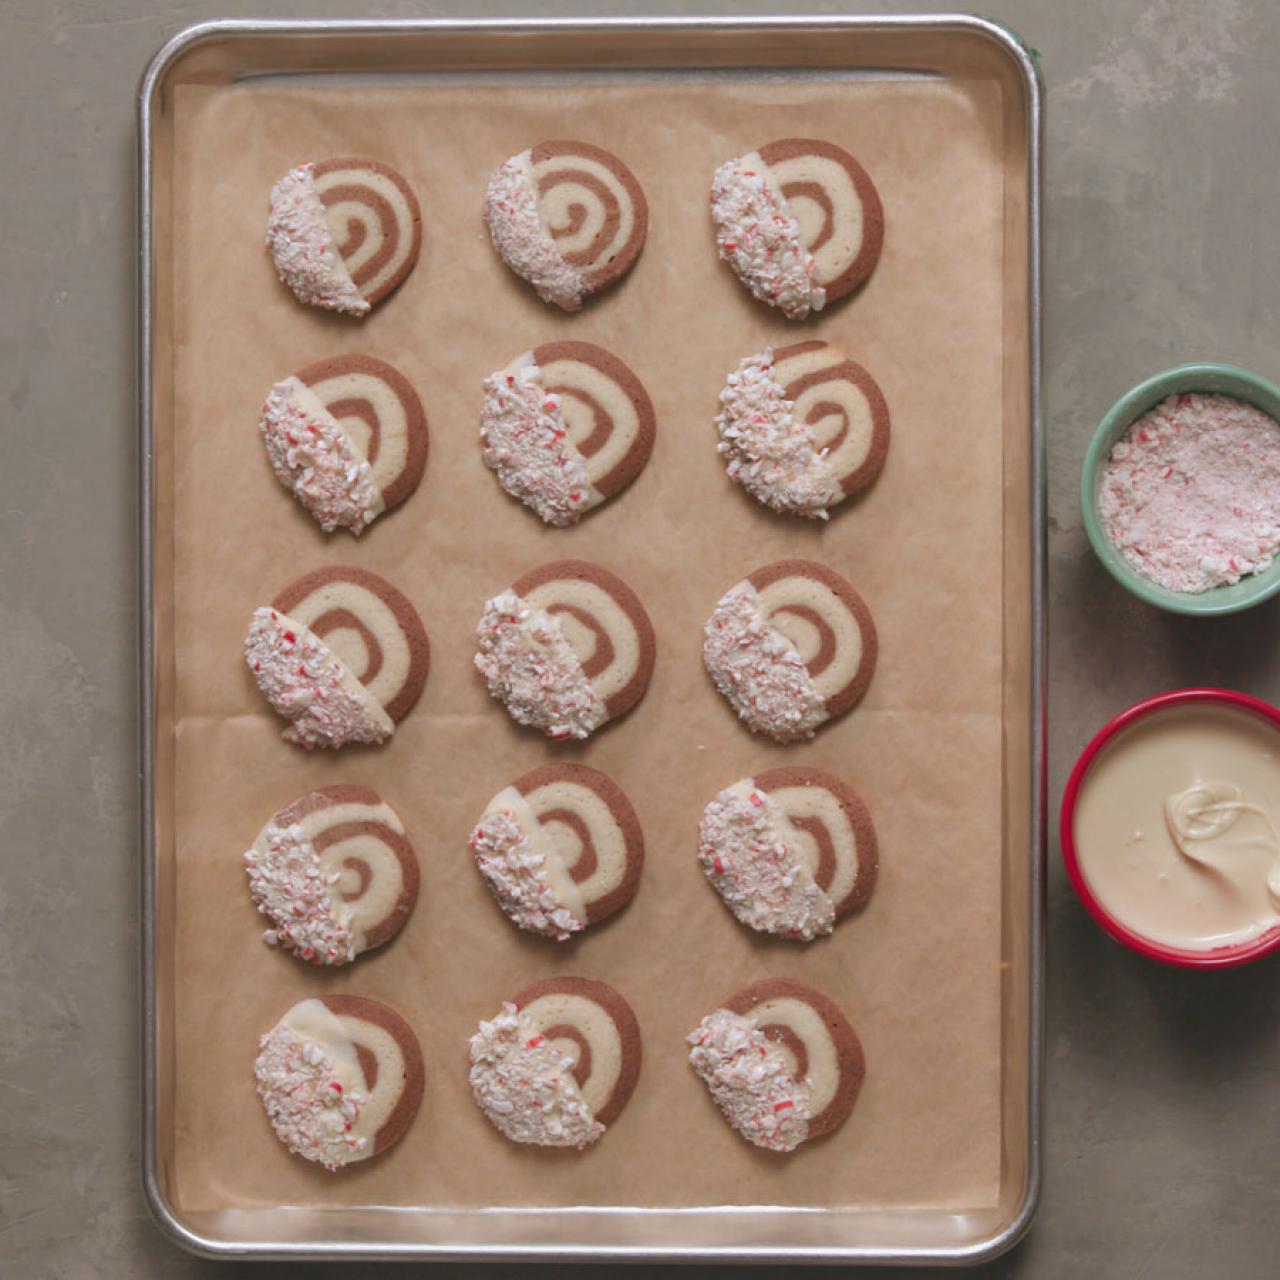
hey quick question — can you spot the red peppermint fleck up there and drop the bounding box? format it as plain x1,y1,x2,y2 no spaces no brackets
283,630,296,644
526,1035,544,1049
774,1099,793,1112
713,855,724,874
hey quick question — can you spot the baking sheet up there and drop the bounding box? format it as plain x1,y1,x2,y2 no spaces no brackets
161,62,1011,1225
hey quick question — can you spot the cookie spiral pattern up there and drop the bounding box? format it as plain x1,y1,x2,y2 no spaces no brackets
484,140,648,310
469,977,642,1149
254,995,425,1170
481,341,656,525
688,979,864,1153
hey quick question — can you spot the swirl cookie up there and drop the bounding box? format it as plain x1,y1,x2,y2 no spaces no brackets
469,977,642,1149
698,768,877,941
703,560,876,743
470,764,644,940
710,139,883,319
475,560,655,740
245,566,429,749
254,995,424,1170
480,342,656,526
484,141,648,310
259,355,429,535
688,979,864,1153
244,785,419,965
716,342,890,519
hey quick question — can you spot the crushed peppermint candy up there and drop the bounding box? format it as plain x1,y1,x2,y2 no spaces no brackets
265,163,368,316
470,808,582,940
244,822,356,964
688,1007,811,1152
474,590,606,740
699,784,834,940
703,582,828,743
484,154,585,310
711,158,825,320
254,1024,367,1170
716,349,841,519
480,360,594,525
259,377,382,534
1098,392,1280,594
469,1002,604,1148
245,607,392,749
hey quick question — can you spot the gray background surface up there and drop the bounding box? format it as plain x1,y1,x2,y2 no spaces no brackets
3,1,1277,1276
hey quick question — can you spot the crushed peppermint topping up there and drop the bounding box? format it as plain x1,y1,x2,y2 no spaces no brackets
245,607,392,749
711,158,825,320
244,821,357,964
716,349,841,519
259,378,382,534
484,154,585,310
699,785,834,940
688,1007,811,1152
265,164,368,316
254,1024,367,1170
1098,392,1280,594
474,590,606,740
469,808,582,940
469,1002,604,1148
480,360,594,525
703,582,828,743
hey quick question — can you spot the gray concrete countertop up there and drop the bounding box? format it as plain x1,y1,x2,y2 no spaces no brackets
4,1,1278,1276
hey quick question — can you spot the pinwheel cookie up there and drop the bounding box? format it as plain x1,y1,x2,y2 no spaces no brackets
470,764,644,940
254,995,424,1170
259,355,429,534
469,977,641,1149
244,785,420,965
266,158,422,316
715,341,889,519
484,140,648,310
710,138,883,319
703,560,876,743
245,565,429,749
688,979,864,1153
480,341,655,525
475,560,655,740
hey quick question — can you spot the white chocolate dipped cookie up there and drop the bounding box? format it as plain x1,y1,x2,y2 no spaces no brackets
244,785,420,965
469,977,642,1149
266,158,422,316
259,354,429,535
698,768,877,941
480,341,656,526
245,565,430,749
710,138,883,319
703,559,876,743
716,341,890,519
254,995,424,1170
475,559,656,740
470,763,645,940
688,978,864,1153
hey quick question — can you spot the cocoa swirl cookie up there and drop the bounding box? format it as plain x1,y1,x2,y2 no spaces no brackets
470,764,644,940
259,355,429,535
703,559,876,743
266,158,422,316
484,141,648,310
244,785,420,965
475,560,656,740
688,979,864,1153
469,977,642,1149
710,139,883,319
254,995,425,1170
480,341,656,525
698,768,877,941
716,341,890,519
245,565,430,749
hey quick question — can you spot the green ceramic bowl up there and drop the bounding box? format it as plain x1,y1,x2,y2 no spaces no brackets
1081,362,1280,616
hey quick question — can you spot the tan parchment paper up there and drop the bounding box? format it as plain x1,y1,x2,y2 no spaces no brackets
167,72,1007,1214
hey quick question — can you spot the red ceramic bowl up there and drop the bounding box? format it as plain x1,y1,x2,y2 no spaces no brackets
1061,688,1280,968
